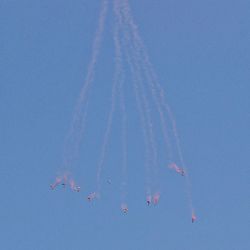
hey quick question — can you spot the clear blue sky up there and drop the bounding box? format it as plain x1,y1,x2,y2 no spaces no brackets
1,0,249,250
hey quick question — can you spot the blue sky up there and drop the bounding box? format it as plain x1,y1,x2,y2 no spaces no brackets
1,0,250,249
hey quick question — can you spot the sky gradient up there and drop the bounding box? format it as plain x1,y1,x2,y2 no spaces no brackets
1,0,250,249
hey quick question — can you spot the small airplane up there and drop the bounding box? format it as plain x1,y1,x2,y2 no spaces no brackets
146,196,152,206
122,208,128,213
121,203,128,213
153,193,160,205
169,163,185,176
87,192,96,201
50,177,62,190
191,214,197,223
121,206,128,213
74,186,80,192
179,169,185,176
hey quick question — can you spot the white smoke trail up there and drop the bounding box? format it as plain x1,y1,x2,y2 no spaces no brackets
62,0,108,171
113,0,128,203
95,1,121,193
115,0,153,196
121,0,195,216
120,0,173,164
118,0,160,194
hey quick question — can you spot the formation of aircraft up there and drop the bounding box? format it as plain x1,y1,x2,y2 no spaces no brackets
50,176,80,192
50,173,196,222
